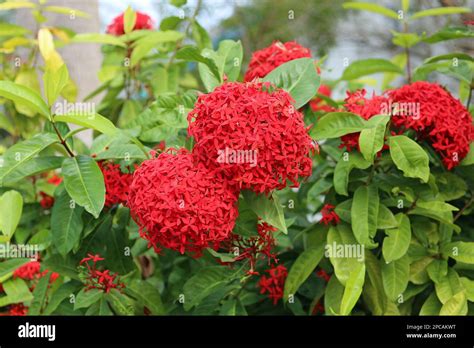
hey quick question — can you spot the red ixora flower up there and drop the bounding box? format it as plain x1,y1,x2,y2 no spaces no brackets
8,303,28,316
13,261,59,287
106,11,154,36
47,174,62,186
320,204,340,225
188,81,314,194
128,149,239,256
39,191,54,209
340,89,388,152
244,41,312,81
388,81,474,170
98,161,134,208
79,254,124,293
316,268,331,282
258,264,288,305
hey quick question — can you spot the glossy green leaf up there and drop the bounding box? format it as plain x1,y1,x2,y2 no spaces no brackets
242,190,287,233
311,112,366,140
72,33,127,47
343,2,398,19
0,80,50,119
61,155,105,218
340,262,366,315
51,189,84,256
342,58,403,80
411,7,471,20
44,64,69,106
53,113,117,136
382,213,411,263
351,185,379,247
123,6,137,34
263,58,320,108
389,135,429,182
440,291,468,315
435,268,463,304
358,114,390,162
333,152,371,196
381,255,410,302
0,190,23,239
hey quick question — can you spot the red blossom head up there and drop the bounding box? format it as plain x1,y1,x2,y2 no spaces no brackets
320,204,340,225
188,81,314,194
258,264,288,305
79,254,124,293
9,303,28,316
106,11,154,36
388,81,474,170
98,161,134,208
47,174,62,186
128,149,239,256
244,41,312,81
39,192,54,209
13,261,42,280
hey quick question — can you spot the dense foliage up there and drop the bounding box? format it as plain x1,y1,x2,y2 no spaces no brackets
0,0,473,316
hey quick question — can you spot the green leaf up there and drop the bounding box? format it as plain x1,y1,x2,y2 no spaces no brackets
123,6,137,34
53,113,117,136
93,144,147,161
324,275,344,315
335,199,352,223
391,31,421,48
192,20,212,50
283,230,326,301
242,190,287,233
43,5,89,17
44,282,81,315
176,45,221,81
263,58,320,109
0,2,36,11
460,277,474,302
461,143,474,166
217,40,243,82
0,258,30,283
420,292,442,315
106,289,134,315
423,26,474,44
0,190,22,239
0,80,50,119
61,155,105,218
219,298,247,316
409,257,434,285
307,177,332,206
311,112,366,140
74,288,103,310
2,156,64,185
364,250,387,315
51,189,84,256
411,7,471,20
389,135,429,182
381,255,410,302
126,279,166,315
442,242,474,264
377,204,398,229
343,2,399,19
72,33,127,47
183,266,241,310
342,59,403,80
327,224,363,286
131,31,184,66
435,268,463,304
28,274,51,315
358,114,390,162
440,291,468,315
0,278,33,307
427,259,448,284
44,64,69,106
382,213,411,263
351,185,379,247
340,262,366,315
334,152,371,196
0,133,58,184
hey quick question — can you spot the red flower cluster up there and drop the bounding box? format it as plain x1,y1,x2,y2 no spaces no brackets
340,89,388,152
188,81,314,194
244,41,312,81
388,81,474,169
39,192,54,209
258,264,288,305
320,204,340,225
79,254,124,293
128,149,239,256
228,221,278,275
316,268,331,282
47,174,62,186
98,161,134,207
8,303,28,316
106,11,154,36
13,261,58,283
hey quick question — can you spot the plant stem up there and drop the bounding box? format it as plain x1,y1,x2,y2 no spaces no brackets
454,192,474,222
466,82,473,109
51,120,75,157
403,21,412,84
166,0,203,69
